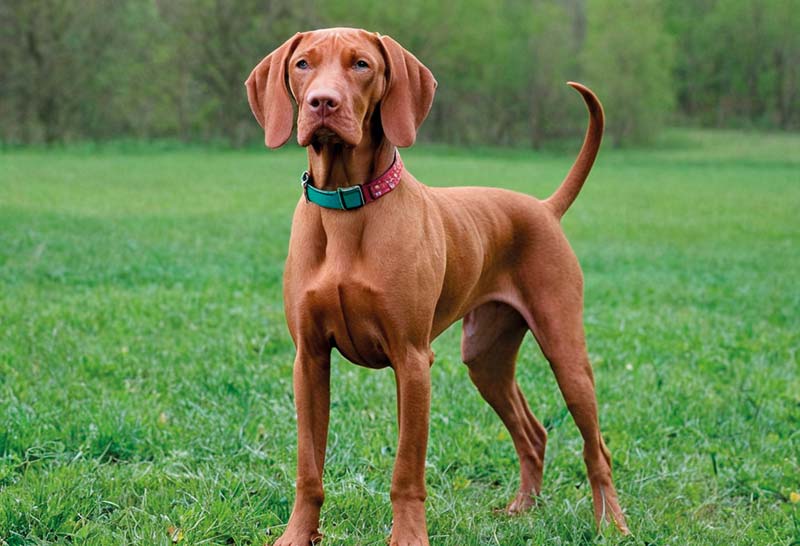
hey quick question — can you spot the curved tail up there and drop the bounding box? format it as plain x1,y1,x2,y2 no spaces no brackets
544,82,604,219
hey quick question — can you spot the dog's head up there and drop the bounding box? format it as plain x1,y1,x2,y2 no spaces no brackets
245,28,437,150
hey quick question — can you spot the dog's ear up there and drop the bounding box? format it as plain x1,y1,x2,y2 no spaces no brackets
245,33,303,149
378,35,437,148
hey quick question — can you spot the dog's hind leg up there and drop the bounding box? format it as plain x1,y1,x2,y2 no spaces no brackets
526,281,630,534
461,301,547,514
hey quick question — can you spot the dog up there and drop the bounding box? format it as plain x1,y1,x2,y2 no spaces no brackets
246,27,629,545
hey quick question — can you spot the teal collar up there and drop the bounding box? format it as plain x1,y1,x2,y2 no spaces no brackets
301,153,404,211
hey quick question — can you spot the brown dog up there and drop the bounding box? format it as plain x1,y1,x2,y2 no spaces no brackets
246,27,629,545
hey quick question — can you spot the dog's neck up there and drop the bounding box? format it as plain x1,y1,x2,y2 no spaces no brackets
305,136,396,192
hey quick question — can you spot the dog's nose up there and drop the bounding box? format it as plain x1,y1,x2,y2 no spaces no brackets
306,89,341,116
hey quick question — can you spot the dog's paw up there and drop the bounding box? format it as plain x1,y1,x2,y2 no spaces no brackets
592,483,630,536
388,534,429,546
505,491,536,515
270,528,322,546
388,518,429,546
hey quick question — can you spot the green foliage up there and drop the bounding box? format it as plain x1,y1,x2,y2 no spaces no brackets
582,0,676,145
0,1,129,142
0,1,797,146
664,0,800,129
1,132,799,543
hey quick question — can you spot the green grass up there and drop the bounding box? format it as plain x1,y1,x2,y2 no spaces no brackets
1,129,798,545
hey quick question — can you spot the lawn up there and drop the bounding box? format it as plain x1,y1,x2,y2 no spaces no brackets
1,130,798,545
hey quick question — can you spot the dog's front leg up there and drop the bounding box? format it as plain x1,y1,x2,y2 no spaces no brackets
273,349,330,546
389,350,432,546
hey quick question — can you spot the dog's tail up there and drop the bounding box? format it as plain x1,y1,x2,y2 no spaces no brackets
544,82,604,220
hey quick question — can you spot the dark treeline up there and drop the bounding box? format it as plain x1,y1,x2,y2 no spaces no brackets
1,0,797,147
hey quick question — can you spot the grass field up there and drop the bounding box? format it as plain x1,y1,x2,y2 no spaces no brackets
1,130,799,545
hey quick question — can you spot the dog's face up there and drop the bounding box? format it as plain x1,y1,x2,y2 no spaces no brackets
289,29,386,149
245,28,437,150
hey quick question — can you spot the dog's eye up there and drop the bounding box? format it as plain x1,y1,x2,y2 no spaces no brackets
296,60,309,69
354,60,369,70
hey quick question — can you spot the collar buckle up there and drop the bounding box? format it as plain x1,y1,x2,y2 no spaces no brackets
336,185,365,210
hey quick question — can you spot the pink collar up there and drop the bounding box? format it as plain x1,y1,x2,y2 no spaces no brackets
361,152,403,204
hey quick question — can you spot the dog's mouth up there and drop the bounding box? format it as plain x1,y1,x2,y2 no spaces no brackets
309,127,346,153
298,111,361,149
312,127,345,145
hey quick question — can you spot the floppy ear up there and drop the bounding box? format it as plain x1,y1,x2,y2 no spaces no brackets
245,33,303,149
378,35,437,147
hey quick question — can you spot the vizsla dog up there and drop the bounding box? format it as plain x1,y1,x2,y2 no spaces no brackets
246,28,629,545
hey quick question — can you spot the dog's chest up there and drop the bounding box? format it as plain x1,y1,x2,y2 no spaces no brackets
288,263,396,367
